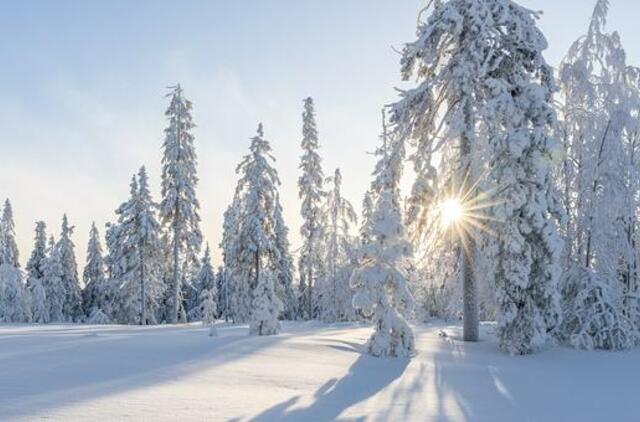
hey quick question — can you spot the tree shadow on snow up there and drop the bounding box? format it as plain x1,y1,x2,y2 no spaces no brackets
427,324,637,421
251,347,410,422
428,325,520,421
0,323,288,419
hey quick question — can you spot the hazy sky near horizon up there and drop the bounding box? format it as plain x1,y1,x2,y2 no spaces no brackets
1,0,639,269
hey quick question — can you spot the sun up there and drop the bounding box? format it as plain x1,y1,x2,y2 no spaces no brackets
435,170,503,245
439,197,465,228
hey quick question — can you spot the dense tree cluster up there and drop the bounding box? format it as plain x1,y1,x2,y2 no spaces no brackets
391,0,640,354
2,0,638,357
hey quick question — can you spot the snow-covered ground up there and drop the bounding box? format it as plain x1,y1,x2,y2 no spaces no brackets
1,321,638,421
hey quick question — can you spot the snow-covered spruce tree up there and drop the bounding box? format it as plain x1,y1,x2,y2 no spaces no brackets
393,0,563,354
227,269,251,324
27,222,48,322
317,169,358,322
0,264,30,322
350,124,415,357
250,272,282,336
81,222,110,322
273,196,298,320
109,168,164,325
56,215,83,321
106,177,137,323
482,4,563,354
42,235,65,322
392,0,501,342
0,199,20,268
135,167,165,325
232,124,285,334
177,261,194,322
201,287,218,336
181,253,204,321
106,178,139,324
160,84,203,323
26,221,47,291
561,266,635,350
298,97,325,319
157,234,174,323
359,190,375,246
215,266,231,322
31,276,48,323
220,195,251,323
556,0,640,349
188,244,216,321
184,268,199,320
103,222,122,321
362,111,400,243
0,201,30,323
217,211,237,321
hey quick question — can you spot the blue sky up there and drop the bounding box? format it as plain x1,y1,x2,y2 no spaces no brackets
1,0,639,267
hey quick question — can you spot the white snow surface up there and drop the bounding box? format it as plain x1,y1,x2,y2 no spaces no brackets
0,321,638,421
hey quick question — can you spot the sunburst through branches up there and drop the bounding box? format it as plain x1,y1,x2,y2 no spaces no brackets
436,170,503,257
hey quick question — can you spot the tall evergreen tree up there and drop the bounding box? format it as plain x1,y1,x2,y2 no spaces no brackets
82,222,109,320
317,169,358,322
109,168,164,325
0,199,19,267
298,97,325,319
228,124,285,334
392,0,563,354
220,195,250,323
135,167,164,325
107,176,140,324
273,196,297,320
216,266,231,322
360,111,394,247
30,275,48,323
391,0,488,342
482,1,563,354
160,84,203,323
0,264,30,322
104,221,121,320
350,129,414,357
42,235,65,322
56,215,82,321
26,221,47,291
189,244,217,321
0,199,29,322
27,221,48,322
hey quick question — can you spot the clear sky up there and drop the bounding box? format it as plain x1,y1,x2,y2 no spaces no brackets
1,0,639,269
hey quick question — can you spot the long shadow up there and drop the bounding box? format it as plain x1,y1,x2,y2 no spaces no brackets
353,323,517,421
0,323,289,419
430,327,640,421
430,331,515,421
383,360,429,421
252,348,410,421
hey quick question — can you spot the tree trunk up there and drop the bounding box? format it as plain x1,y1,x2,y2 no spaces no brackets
172,219,180,323
225,271,230,322
461,244,479,341
461,101,479,342
172,116,182,325
308,262,313,320
255,248,260,290
140,242,146,326
307,219,314,320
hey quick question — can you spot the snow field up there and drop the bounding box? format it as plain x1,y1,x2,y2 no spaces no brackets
1,321,638,421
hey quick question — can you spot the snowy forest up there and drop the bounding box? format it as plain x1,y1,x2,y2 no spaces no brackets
2,0,640,364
